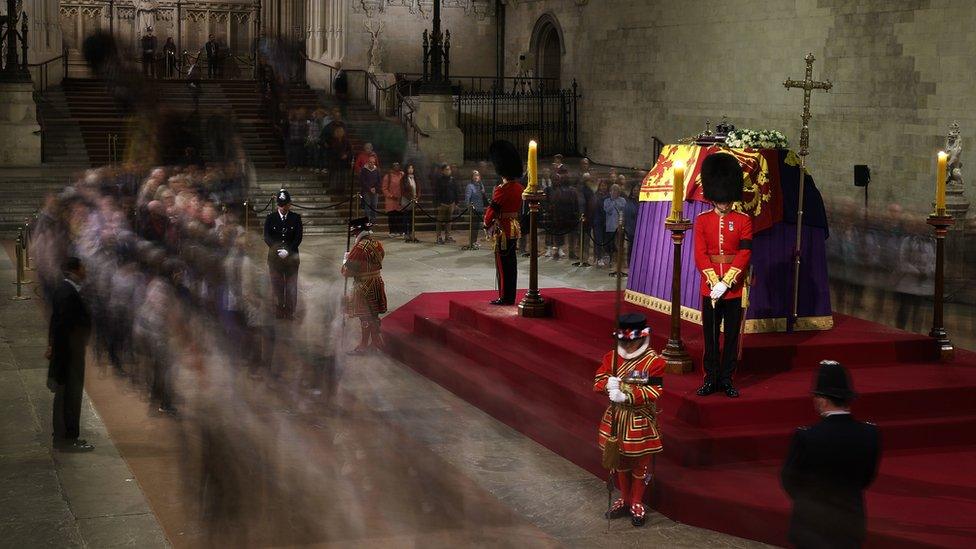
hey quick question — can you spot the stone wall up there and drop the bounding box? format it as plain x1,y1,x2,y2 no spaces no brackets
504,0,975,214
325,1,496,76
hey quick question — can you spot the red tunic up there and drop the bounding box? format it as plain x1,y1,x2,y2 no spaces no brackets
342,235,387,318
693,209,753,299
594,347,666,458
483,179,524,240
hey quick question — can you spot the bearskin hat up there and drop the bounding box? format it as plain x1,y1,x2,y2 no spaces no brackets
489,140,523,180
701,153,744,203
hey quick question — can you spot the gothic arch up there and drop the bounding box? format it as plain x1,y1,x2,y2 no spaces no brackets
529,13,564,87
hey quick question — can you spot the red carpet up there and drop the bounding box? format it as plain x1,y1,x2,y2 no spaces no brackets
383,289,976,548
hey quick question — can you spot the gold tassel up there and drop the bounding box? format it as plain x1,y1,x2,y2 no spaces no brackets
602,436,620,470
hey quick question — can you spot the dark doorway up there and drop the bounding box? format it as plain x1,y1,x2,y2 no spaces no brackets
533,17,563,89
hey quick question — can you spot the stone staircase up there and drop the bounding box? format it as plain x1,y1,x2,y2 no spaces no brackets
34,88,90,167
0,176,72,237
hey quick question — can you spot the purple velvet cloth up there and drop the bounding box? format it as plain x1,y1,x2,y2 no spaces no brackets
627,200,832,323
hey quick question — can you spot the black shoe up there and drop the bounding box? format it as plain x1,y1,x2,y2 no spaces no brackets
605,498,629,519
489,298,514,306
696,382,717,396
58,439,95,452
724,385,740,398
630,503,647,527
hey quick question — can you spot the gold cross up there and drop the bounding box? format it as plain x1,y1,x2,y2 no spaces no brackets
784,53,832,156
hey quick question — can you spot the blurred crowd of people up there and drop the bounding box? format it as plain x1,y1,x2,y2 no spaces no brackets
827,199,939,333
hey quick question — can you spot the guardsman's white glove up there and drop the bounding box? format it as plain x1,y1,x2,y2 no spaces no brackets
710,281,728,300
277,249,289,259
606,376,621,392
608,388,628,404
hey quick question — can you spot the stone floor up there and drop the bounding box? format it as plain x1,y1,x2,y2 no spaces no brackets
0,231,776,548
0,244,169,548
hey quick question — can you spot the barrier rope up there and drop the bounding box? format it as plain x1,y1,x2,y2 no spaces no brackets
290,198,353,211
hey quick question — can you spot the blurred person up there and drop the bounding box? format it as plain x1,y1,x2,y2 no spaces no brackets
782,360,880,549
263,190,303,320
333,60,348,100
308,109,328,173
624,184,640,263
549,175,581,260
287,109,308,170
894,231,935,333
381,162,405,237
359,154,381,224
579,157,591,178
551,154,568,178
401,163,419,240
325,125,352,191
354,143,379,175
484,141,525,305
567,174,593,262
603,183,627,265
434,164,458,244
205,34,221,78
694,154,751,399
135,251,178,414
589,179,610,265
464,170,488,248
162,37,177,78
140,27,157,78
594,313,665,528
342,217,387,353
46,257,94,451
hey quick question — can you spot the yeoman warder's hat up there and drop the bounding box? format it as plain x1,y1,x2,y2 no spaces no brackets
489,140,523,180
701,152,744,203
276,189,292,205
615,313,651,341
348,216,373,233
812,360,857,402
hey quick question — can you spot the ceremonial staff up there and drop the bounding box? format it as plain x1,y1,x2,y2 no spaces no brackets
604,215,626,531
784,53,831,330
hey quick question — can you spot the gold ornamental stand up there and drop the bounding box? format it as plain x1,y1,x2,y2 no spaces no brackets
661,218,693,373
518,188,549,317
927,213,954,361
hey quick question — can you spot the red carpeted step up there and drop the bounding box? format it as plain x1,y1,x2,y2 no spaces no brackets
413,316,607,422
382,290,976,548
384,321,602,473
547,292,939,370
669,362,976,429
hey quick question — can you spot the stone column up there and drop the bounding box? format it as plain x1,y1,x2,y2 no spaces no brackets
0,81,41,166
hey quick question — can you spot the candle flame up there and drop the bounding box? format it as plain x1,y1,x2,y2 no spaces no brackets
675,160,686,170
938,150,948,160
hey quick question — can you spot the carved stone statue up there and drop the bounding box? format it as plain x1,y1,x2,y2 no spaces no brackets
136,0,158,34
946,121,963,190
364,20,384,73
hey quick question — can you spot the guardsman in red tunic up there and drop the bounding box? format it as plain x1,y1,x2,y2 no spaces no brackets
342,216,387,354
693,153,752,398
484,140,525,305
594,313,666,527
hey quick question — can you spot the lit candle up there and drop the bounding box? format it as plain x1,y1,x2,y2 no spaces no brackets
671,160,686,221
935,150,948,215
527,140,538,192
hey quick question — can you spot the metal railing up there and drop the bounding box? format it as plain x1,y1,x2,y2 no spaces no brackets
27,45,68,92
398,73,560,94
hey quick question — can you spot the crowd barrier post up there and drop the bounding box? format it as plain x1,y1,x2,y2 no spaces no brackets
572,213,591,267
10,233,31,300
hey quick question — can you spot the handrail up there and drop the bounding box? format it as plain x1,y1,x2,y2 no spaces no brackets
27,45,68,93
364,70,429,141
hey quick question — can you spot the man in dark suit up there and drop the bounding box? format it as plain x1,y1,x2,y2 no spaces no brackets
46,257,94,451
205,34,221,78
264,189,303,320
140,27,157,78
782,360,881,549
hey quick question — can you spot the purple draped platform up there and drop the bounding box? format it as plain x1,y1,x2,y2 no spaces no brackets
627,200,833,332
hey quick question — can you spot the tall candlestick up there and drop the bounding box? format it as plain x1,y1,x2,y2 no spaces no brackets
527,140,538,192
670,160,686,221
935,150,948,215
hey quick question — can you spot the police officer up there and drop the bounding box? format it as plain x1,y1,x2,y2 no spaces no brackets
263,189,303,320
